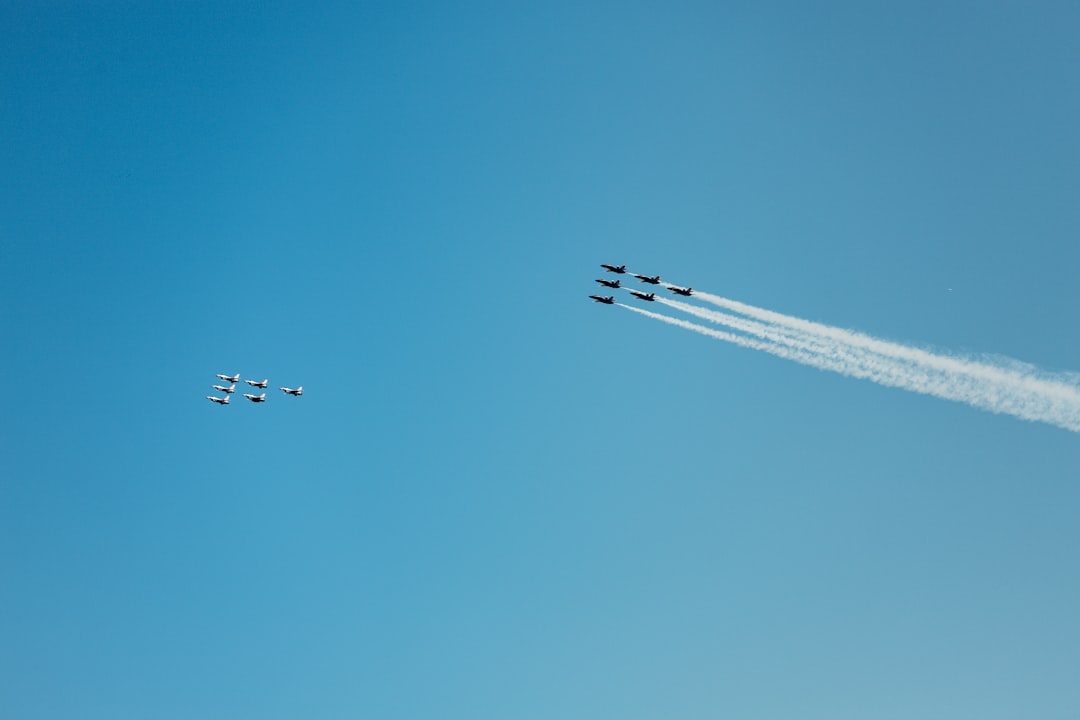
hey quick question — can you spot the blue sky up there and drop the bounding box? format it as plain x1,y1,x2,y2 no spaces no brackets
2,2,1079,718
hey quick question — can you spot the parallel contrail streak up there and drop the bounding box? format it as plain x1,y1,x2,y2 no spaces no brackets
622,291,1080,433
617,305,917,385
689,288,1080,408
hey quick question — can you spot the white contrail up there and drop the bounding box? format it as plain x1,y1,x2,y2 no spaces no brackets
631,289,906,384
691,287,1080,406
652,296,846,359
622,291,1080,433
617,305,931,386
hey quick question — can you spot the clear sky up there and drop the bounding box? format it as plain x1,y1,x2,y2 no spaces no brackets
3,2,1079,718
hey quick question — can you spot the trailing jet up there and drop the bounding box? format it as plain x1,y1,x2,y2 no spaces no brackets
601,264,627,274
589,295,615,304
216,372,240,383
242,392,267,403
280,386,304,396
245,378,269,388
633,274,662,285
207,394,230,405
669,286,693,296
212,383,236,394
595,278,621,289
630,290,656,301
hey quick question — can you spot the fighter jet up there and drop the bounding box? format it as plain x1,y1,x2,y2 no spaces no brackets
669,286,693,296
589,295,615,304
630,291,656,301
242,392,267,403
216,372,240,383
595,278,621,289
601,264,627,274
244,378,269,388
279,386,304,396
207,394,230,405
212,383,237,394
633,274,662,285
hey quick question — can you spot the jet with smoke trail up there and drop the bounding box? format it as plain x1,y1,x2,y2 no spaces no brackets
612,282,1080,433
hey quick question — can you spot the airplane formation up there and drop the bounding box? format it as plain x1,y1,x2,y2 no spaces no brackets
590,263,692,306
206,372,303,406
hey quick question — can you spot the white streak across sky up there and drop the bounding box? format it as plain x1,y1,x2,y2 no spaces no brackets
616,285,1080,433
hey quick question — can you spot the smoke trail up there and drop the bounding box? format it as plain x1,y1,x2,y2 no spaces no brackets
617,305,938,388
689,288,1080,408
651,295,936,388
623,294,1080,433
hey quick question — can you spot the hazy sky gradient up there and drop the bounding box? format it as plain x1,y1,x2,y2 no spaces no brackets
3,2,1079,718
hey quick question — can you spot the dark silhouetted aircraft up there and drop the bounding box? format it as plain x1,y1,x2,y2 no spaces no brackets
669,286,693,296
589,295,615,304
595,278,621,289
601,264,627,274
630,291,656,301
280,386,304,396
633,274,662,285
242,392,267,403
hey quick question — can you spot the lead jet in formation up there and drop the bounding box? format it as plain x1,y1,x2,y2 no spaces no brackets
216,372,240,383
589,295,615,304
245,378,269,389
601,264,627,274
630,290,656,301
595,278,621,289
280,386,304,396
633,274,662,285
207,394,230,405
669,286,693,296
212,383,236,394
242,392,267,403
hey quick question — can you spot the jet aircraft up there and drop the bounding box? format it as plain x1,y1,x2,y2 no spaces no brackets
242,392,267,403
595,278,621,289
216,373,240,383
630,291,656,301
245,378,269,388
669,286,693,296
601,264,627,274
212,383,236,394
589,295,615,304
280,386,304,396
633,274,662,285
207,395,230,405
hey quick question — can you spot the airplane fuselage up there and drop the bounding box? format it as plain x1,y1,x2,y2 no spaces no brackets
635,274,662,285
596,279,620,288
589,295,615,304
630,291,656,301
601,264,627,274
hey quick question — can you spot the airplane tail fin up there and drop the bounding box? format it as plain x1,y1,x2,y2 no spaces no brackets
223,395,230,404
297,386,303,394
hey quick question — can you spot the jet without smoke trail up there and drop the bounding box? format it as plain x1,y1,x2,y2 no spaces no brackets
620,285,1080,433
